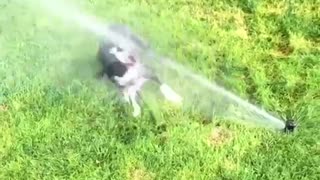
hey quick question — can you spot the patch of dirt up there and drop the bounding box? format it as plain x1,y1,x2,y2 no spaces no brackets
278,43,294,56
222,159,238,171
207,127,233,147
129,168,155,180
157,132,169,145
0,105,8,112
271,42,294,58
272,31,295,57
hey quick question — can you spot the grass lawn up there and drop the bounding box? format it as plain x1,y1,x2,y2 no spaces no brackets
1,0,319,179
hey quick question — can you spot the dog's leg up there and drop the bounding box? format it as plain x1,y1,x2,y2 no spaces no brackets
119,87,138,116
128,90,141,117
122,88,130,103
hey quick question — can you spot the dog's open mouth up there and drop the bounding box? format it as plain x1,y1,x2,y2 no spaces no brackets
125,55,136,67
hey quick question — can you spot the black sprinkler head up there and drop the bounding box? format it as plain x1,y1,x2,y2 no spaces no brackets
283,119,296,133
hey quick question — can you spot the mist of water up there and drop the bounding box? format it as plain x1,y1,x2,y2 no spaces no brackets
27,0,286,130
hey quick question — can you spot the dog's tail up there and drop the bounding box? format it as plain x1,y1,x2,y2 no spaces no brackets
150,76,183,104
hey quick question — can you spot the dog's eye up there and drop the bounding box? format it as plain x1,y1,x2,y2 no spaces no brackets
128,55,136,62
116,47,123,52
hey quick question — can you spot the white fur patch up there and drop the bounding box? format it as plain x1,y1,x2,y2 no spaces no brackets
109,47,130,64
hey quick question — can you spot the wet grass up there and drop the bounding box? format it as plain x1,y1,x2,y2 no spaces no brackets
0,0,319,179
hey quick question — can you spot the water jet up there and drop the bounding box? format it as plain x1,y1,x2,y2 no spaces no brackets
32,0,294,133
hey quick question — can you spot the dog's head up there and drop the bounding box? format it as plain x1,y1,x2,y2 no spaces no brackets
108,46,137,67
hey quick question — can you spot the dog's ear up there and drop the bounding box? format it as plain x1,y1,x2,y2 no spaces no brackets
128,55,136,63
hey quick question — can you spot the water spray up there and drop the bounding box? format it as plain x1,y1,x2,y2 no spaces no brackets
31,0,296,133
142,46,296,133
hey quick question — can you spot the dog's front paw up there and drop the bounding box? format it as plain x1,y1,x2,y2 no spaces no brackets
132,108,141,117
123,94,130,103
132,111,140,117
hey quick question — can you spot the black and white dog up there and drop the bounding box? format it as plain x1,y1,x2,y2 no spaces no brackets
97,24,182,117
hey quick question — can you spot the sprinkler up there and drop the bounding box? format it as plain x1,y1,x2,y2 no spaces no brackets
283,119,297,133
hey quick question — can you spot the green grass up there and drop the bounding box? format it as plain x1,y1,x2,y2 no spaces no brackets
1,0,319,179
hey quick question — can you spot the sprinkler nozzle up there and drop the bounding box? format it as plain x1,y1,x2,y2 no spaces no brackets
283,119,296,133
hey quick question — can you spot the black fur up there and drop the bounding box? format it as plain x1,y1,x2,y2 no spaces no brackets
96,39,129,85
105,61,127,82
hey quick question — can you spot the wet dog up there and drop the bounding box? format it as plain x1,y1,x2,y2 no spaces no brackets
96,24,183,117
